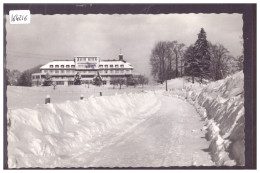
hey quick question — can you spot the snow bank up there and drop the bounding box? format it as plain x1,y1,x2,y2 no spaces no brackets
167,78,185,89
164,71,244,166
7,93,161,168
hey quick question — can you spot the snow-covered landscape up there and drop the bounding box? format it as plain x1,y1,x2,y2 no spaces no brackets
7,71,244,168
5,10,250,168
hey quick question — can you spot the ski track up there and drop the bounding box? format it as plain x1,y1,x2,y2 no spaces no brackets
60,95,214,167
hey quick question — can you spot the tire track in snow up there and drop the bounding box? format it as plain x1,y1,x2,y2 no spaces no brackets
71,95,214,167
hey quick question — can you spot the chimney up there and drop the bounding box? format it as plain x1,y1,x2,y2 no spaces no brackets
119,54,123,61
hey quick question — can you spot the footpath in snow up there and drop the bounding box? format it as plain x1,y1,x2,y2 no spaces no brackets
165,71,245,166
7,92,214,168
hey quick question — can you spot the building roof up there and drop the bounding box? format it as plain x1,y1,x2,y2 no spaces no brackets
40,60,75,69
40,57,133,69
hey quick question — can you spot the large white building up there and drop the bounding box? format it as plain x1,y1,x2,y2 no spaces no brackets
31,54,134,86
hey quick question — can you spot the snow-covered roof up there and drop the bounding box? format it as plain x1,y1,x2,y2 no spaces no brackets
74,56,100,58
40,60,75,69
99,60,133,68
40,57,133,69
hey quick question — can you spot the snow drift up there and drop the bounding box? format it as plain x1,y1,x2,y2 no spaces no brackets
165,71,244,166
7,93,161,168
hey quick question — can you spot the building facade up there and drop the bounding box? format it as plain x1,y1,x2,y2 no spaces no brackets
31,54,133,86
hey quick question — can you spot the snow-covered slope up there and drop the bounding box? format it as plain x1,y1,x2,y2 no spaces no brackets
7,93,161,168
165,71,244,166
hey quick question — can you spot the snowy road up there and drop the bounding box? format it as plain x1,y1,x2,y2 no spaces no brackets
68,95,214,167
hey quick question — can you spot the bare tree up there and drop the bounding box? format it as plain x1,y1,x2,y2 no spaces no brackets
209,43,231,80
137,75,149,88
115,77,125,89
150,41,168,83
169,41,185,78
150,41,186,84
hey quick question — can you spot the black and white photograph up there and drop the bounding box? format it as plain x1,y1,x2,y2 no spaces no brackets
3,3,256,169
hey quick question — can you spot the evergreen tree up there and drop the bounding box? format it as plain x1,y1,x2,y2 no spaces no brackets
74,72,81,85
93,72,102,86
194,28,211,83
184,45,200,83
43,73,52,86
18,71,32,86
17,65,42,86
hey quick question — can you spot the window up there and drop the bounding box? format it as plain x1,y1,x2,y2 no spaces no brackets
110,70,114,73
105,70,108,73
44,70,47,73
61,65,64,68
110,65,113,68
105,65,108,68
66,70,70,73
71,65,75,68
55,65,59,68
115,65,119,68
50,65,53,68
55,70,59,74
61,70,64,73
66,65,70,68
56,81,64,85
120,65,124,68
99,65,103,68
115,70,119,73
50,70,53,73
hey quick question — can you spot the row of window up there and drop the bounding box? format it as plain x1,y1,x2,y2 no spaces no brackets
56,81,64,85
52,76,74,79
99,64,124,68
42,69,131,74
55,80,109,85
78,64,97,68
32,76,41,79
49,64,125,69
99,69,130,74
77,57,98,62
49,65,75,68
43,70,76,74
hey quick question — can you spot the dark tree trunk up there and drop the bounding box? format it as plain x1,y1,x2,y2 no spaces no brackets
180,60,183,77
175,53,178,77
166,79,168,91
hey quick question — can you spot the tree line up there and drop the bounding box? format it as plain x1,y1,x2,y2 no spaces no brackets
150,28,243,84
6,64,42,86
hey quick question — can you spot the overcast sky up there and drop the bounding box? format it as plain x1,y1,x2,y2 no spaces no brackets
5,14,243,77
